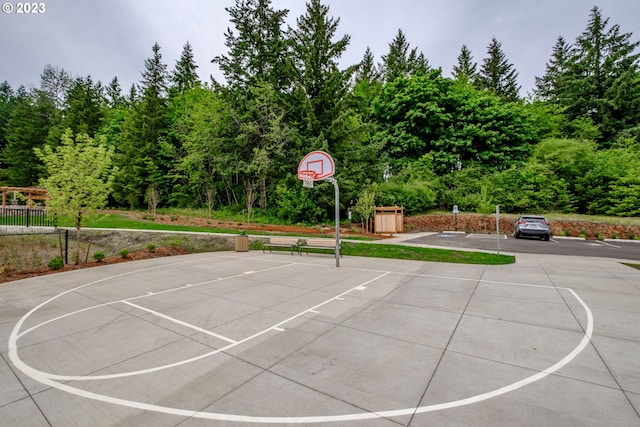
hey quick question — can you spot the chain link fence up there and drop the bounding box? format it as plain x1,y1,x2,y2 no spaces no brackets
1,228,236,277
0,229,69,274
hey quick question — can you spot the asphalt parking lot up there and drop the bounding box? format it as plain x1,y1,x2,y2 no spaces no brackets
2,250,639,426
404,232,640,261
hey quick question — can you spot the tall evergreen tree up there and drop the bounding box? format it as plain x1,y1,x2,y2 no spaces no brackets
140,42,169,99
353,46,383,116
478,37,520,101
0,90,56,185
561,6,640,144
355,46,381,84
534,36,571,102
171,41,200,93
452,44,478,84
290,0,353,136
126,84,138,105
114,42,170,208
106,77,125,108
0,81,16,155
212,0,291,91
48,75,105,142
380,29,429,82
289,0,383,214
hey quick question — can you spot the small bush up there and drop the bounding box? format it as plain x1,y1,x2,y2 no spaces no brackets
119,249,130,258
146,243,156,253
48,256,63,270
560,229,571,237
92,252,105,262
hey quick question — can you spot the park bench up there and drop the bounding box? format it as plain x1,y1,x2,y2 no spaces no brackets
262,236,301,255
299,238,341,256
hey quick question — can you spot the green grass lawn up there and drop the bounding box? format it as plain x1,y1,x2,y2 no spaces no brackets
342,242,514,265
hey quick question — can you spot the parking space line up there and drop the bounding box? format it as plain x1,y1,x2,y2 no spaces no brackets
466,233,507,239
597,240,620,248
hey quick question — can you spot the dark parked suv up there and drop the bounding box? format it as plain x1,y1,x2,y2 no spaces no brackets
514,215,551,241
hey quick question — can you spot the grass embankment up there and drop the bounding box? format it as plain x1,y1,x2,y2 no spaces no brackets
57,213,240,234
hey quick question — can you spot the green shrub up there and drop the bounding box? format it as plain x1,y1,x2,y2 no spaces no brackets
48,256,63,270
92,252,105,262
119,249,130,258
372,180,437,215
146,243,156,253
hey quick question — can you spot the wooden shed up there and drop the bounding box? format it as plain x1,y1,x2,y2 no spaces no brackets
374,206,404,234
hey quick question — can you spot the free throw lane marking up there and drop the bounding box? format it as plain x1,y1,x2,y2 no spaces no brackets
122,301,237,344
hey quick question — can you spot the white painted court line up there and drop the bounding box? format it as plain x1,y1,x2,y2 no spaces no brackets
7,257,595,424
17,262,298,340
122,301,237,344
11,268,390,382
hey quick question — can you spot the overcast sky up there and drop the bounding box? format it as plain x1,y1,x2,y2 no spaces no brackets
1,0,639,97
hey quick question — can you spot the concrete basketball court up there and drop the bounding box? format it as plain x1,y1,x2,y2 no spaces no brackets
1,245,640,426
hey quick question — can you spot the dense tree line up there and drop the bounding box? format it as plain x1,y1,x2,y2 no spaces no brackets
1,2,639,221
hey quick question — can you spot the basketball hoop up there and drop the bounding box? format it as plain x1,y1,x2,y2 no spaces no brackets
299,170,316,188
298,151,334,189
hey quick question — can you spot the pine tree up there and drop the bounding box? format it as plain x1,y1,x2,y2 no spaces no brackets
478,37,520,101
0,81,16,155
171,41,200,94
113,42,170,208
355,46,381,84
212,0,291,91
353,46,383,114
140,42,169,99
53,76,105,139
380,29,429,82
127,84,138,105
561,6,640,143
290,0,383,212
534,37,572,101
290,0,353,133
0,90,56,185
452,45,478,83
106,77,125,108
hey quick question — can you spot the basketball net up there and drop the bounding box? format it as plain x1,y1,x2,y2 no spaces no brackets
299,170,316,188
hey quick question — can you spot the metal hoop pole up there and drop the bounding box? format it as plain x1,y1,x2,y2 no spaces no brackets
325,177,340,267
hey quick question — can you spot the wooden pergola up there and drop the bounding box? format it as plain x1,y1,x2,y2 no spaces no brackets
1,186,48,208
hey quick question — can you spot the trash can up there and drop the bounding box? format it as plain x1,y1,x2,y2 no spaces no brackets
235,234,249,252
